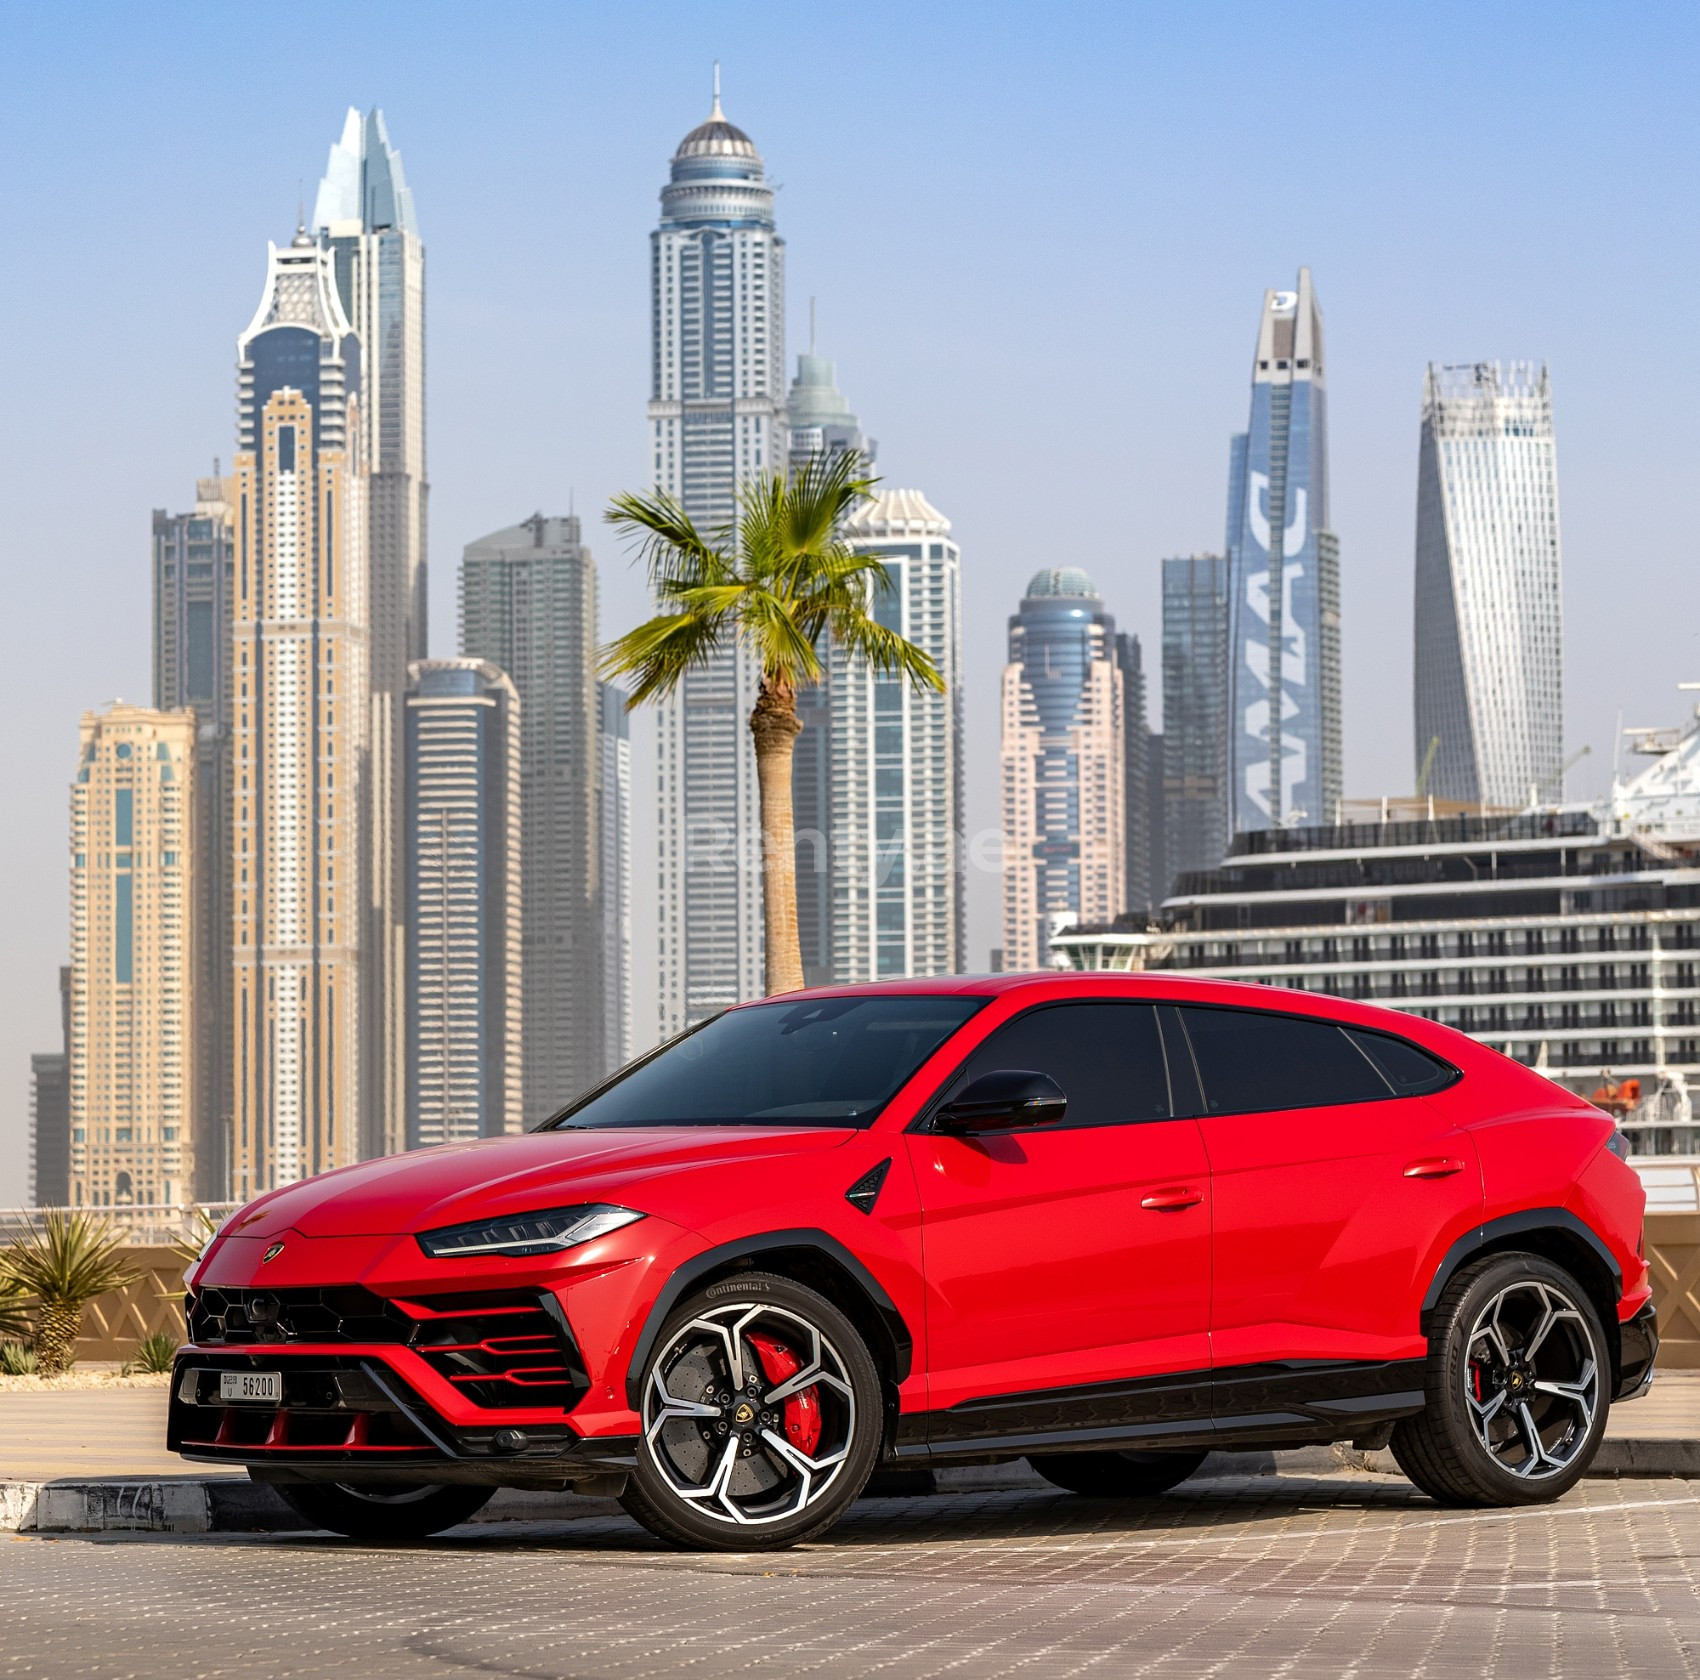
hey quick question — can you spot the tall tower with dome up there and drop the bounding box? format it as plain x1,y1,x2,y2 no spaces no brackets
648,80,787,1034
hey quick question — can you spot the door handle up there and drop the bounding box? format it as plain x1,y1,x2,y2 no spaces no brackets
1403,1157,1465,1180
1140,1187,1204,1211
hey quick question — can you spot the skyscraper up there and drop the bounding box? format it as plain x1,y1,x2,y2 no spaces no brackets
153,474,235,1195
786,347,875,985
649,86,786,1033
231,231,368,1198
29,968,71,1207
826,490,964,982
1115,631,1158,919
459,515,603,1118
404,660,522,1148
1161,553,1229,890
1223,269,1341,834
1413,362,1564,808
599,684,633,1072
69,704,197,1207
313,107,426,1159
1001,569,1125,972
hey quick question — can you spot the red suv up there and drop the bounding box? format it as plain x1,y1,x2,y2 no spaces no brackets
172,975,1656,1549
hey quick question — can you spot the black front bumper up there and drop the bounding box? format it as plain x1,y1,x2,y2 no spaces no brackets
168,1351,637,1487
1615,1300,1659,1401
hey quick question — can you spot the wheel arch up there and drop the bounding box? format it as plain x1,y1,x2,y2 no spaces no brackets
623,1229,914,1431
1421,1209,1624,1383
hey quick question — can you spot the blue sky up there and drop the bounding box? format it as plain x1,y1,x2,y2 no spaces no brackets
1,1,1696,1198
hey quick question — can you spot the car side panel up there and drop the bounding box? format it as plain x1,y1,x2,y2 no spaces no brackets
1565,1144,1652,1319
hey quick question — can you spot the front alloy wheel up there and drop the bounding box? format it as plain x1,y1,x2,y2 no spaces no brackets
620,1272,881,1549
1392,1252,1609,1506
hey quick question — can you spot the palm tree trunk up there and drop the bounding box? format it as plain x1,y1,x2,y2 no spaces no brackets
751,678,805,995
34,1302,81,1377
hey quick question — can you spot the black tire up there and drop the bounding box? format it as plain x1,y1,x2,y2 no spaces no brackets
1392,1252,1610,1507
620,1271,882,1550
1028,1448,1209,1498
268,1476,494,1540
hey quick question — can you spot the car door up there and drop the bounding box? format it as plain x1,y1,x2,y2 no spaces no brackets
905,1000,1213,1444
1169,1003,1483,1399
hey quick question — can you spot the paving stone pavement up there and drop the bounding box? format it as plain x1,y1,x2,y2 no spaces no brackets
4,1472,1700,1678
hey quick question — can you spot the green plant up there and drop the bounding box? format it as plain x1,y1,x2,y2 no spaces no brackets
125,1330,179,1375
604,451,943,993
0,1211,139,1376
0,1272,32,1342
0,1341,37,1376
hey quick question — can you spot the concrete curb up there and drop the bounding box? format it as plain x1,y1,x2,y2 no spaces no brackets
4,1441,1692,1533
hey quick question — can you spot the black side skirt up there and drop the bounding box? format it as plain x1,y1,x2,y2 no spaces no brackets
894,1358,1427,1462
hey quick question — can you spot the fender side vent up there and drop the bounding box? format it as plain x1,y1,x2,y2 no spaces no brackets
845,1158,892,1215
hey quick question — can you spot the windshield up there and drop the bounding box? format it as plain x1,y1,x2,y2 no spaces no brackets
546,995,985,1129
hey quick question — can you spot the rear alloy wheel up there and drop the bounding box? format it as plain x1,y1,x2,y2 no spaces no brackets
268,1477,494,1541
620,1272,881,1550
1028,1448,1209,1498
1392,1253,1608,1506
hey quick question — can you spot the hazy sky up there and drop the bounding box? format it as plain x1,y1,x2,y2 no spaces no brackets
2,1,1696,1201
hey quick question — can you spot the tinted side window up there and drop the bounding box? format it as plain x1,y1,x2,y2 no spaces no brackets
948,1002,1172,1127
1346,1028,1457,1095
1177,1006,1391,1115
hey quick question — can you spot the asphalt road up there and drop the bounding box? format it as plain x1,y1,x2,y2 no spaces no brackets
4,1470,1700,1678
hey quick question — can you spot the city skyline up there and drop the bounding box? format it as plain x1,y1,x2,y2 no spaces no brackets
4,6,1696,1199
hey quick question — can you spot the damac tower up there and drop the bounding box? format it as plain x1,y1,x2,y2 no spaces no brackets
1223,268,1341,834
649,87,786,1034
230,231,368,1197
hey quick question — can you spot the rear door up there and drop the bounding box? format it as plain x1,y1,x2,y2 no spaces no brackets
1170,1004,1482,1388
906,1000,1212,1442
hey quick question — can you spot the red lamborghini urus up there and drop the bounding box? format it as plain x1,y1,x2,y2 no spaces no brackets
171,975,1657,1549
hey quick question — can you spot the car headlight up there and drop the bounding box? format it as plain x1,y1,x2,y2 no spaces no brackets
416,1204,645,1259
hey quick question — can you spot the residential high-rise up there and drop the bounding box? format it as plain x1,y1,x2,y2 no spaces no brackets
1414,362,1563,808
786,348,875,985
1115,631,1158,919
649,86,786,1032
231,231,369,1198
1001,569,1125,972
599,684,633,1071
1223,269,1341,834
69,704,197,1207
1161,553,1229,891
153,474,235,1195
823,490,964,982
314,107,426,1159
459,516,602,1118
29,968,71,1206
403,661,522,1147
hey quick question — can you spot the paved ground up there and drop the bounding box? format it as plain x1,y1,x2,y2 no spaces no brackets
4,1471,1700,1678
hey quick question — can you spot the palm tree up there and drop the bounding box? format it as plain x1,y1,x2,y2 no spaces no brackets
0,1211,139,1376
605,452,944,995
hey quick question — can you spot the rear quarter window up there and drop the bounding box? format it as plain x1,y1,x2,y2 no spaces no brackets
1176,1005,1393,1114
1344,1028,1458,1095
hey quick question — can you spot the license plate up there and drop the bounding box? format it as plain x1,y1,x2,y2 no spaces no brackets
220,1371,282,1404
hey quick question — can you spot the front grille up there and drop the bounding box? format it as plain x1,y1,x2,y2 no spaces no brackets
409,1292,587,1410
188,1286,411,1346
186,1285,587,1412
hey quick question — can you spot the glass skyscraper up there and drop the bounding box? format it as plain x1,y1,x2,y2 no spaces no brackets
459,515,605,1119
313,108,426,1159
1413,362,1563,808
1161,553,1230,890
403,660,523,1148
1000,569,1126,971
1223,268,1341,833
649,89,786,1033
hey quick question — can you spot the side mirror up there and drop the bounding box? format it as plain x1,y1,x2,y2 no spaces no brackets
934,1069,1068,1135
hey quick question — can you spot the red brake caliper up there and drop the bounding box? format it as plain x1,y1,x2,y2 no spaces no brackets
748,1332,821,1457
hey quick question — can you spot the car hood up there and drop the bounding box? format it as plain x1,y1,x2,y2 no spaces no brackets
223,1126,856,1239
